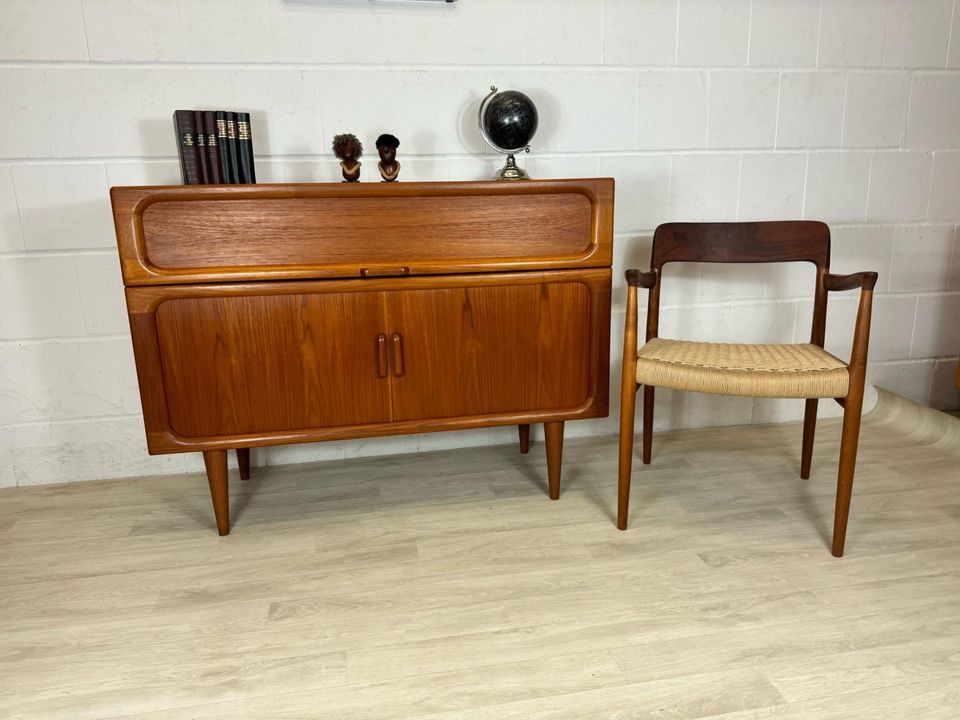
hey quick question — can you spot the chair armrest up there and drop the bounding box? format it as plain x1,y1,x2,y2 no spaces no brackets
824,271,878,292
825,272,878,373
626,269,657,288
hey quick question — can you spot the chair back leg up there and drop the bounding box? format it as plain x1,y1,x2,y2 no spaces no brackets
800,398,818,479
642,385,655,464
832,383,866,557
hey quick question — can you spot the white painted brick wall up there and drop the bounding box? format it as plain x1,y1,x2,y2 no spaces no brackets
1,0,958,487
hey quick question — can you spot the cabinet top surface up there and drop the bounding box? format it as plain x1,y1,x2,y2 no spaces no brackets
111,177,612,195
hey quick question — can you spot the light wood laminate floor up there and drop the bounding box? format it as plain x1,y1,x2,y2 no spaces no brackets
1,390,959,719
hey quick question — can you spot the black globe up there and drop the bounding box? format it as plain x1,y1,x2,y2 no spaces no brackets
482,90,539,153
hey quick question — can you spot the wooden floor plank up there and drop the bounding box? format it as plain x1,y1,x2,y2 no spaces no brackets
0,393,958,718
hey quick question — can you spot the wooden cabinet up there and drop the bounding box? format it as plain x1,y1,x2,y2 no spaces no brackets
113,180,614,534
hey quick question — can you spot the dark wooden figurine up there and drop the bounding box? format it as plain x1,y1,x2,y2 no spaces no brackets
376,134,401,182
332,133,363,182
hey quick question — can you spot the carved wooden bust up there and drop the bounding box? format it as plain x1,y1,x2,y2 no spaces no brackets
332,133,363,182
376,133,400,182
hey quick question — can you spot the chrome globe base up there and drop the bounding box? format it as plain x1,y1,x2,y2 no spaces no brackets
494,154,530,181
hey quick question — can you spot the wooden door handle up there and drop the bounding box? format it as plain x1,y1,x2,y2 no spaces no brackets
376,334,388,378
391,333,404,377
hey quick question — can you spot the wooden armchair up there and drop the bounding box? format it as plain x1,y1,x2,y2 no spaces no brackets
617,222,877,557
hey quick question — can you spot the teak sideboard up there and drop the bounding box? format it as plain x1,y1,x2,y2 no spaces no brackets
111,179,614,534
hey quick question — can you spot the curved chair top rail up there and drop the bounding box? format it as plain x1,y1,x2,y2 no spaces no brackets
651,221,830,270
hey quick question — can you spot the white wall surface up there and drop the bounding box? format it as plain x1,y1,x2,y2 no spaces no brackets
1,0,959,487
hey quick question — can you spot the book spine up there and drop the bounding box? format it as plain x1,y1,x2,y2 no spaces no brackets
173,110,202,185
215,111,232,183
225,112,240,184
236,112,256,184
193,110,210,184
203,111,223,184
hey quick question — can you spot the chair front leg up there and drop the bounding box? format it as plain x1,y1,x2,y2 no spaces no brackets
617,381,638,530
827,270,876,557
833,381,865,557
618,279,641,530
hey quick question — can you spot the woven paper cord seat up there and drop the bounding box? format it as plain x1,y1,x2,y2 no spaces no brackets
635,338,850,399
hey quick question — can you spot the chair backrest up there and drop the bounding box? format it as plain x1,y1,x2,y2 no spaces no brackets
651,221,830,270
646,221,832,346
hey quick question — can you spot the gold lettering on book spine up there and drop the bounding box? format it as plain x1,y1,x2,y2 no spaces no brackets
237,121,251,140
216,119,227,137
226,121,237,140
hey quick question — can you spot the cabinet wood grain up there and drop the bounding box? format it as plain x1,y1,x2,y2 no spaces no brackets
112,179,613,286
155,291,392,437
389,282,594,421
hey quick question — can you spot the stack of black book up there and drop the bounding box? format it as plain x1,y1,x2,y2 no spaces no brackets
174,110,257,185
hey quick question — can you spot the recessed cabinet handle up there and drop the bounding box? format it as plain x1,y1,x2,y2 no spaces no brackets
376,334,388,378
360,266,410,278
391,333,404,377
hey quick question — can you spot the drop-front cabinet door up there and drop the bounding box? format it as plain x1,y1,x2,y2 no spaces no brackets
153,290,392,438
387,271,609,422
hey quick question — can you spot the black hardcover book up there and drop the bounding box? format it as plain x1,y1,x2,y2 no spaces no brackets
225,112,241,184
236,112,256,184
215,111,232,183
173,110,202,185
202,111,222,184
193,110,210,184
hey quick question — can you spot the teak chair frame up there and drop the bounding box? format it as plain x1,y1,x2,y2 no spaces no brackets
617,221,878,557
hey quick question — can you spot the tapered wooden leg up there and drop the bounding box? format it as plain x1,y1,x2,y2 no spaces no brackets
518,424,530,454
619,281,640,527
832,386,865,557
544,421,564,500
642,385,655,465
236,448,251,480
202,450,230,536
800,398,818,479
617,383,639,530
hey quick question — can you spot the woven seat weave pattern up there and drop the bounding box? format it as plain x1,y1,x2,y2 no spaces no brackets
636,338,849,398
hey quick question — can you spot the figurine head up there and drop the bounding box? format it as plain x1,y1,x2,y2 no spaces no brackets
376,133,400,164
332,133,363,162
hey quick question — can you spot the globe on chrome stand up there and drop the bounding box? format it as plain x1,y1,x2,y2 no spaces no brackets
478,86,539,180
